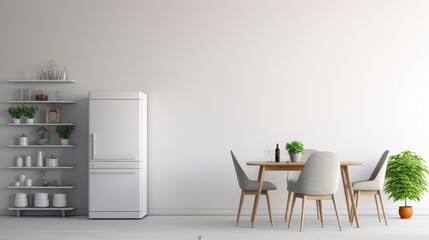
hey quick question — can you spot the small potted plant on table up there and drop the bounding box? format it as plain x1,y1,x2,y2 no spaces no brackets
56,126,74,145
7,106,23,124
22,106,38,124
286,140,304,162
385,151,429,219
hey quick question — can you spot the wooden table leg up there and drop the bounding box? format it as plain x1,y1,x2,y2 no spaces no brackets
251,166,265,228
344,166,360,228
341,167,351,223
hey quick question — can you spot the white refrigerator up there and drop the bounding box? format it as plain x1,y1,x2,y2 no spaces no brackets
88,92,147,219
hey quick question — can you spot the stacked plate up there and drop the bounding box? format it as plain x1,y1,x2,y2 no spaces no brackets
53,194,67,207
14,193,28,207
34,193,49,208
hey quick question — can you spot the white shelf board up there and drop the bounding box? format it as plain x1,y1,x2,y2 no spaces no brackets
8,167,75,169
8,186,75,189
8,101,76,104
8,123,75,126
8,145,75,148
8,80,76,83
9,207,76,210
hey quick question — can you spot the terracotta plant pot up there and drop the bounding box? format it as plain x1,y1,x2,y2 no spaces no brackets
399,206,413,219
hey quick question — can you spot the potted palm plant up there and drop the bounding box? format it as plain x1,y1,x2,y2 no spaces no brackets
285,140,304,162
7,106,23,124
22,106,38,124
385,151,429,219
56,126,74,145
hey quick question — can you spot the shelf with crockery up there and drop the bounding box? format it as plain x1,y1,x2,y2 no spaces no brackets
6,78,78,217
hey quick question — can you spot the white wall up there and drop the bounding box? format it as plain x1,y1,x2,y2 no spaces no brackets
1,0,429,216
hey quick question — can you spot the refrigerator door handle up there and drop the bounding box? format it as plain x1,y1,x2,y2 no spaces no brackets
91,133,95,160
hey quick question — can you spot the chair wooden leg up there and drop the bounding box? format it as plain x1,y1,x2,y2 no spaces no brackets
316,200,320,221
332,194,342,231
374,194,381,223
319,200,325,227
285,191,292,222
288,194,297,229
300,195,307,232
378,190,388,226
351,191,360,225
266,192,274,226
236,191,245,225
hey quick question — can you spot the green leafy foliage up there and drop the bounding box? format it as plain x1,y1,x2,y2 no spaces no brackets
22,105,38,119
56,126,74,139
7,106,23,119
384,151,429,206
285,141,304,154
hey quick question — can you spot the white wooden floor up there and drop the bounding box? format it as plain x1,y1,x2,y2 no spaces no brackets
0,215,428,240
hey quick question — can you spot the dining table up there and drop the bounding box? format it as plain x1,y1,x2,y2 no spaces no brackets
246,160,362,228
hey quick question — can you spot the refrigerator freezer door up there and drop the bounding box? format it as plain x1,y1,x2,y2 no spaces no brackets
89,99,141,161
89,169,143,212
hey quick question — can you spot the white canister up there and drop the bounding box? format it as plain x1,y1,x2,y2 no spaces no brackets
19,175,26,186
26,179,32,187
46,155,58,167
37,151,44,163
25,155,32,167
19,134,28,146
37,158,44,167
16,156,24,167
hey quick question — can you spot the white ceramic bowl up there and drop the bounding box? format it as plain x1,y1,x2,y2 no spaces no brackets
34,199,49,207
53,194,66,200
34,193,48,199
15,193,27,199
14,199,28,207
53,200,67,207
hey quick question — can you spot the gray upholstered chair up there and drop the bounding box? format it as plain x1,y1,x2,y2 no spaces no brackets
285,149,318,222
231,151,277,226
288,152,342,232
351,150,389,225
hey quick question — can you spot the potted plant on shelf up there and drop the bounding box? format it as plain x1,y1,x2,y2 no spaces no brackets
56,126,74,145
285,140,304,162
22,106,38,124
384,151,429,219
7,106,23,124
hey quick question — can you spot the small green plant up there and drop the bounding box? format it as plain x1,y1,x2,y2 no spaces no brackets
285,141,304,154
7,106,23,119
56,126,74,139
385,151,429,206
22,106,38,119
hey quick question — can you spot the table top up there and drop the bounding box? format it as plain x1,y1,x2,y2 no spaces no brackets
246,161,362,167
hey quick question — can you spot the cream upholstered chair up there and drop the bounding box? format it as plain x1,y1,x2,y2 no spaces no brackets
351,150,389,225
231,151,277,226
284,149,318,222
288,152,342,232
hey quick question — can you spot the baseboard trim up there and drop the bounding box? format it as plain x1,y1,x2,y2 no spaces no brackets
1,208,429,217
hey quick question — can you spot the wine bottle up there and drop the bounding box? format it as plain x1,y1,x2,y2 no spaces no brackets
275,144,280,162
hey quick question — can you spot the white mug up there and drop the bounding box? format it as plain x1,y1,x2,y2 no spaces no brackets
25,155,32,167
26,179,32,187
16,156,23,167
14,181,20,187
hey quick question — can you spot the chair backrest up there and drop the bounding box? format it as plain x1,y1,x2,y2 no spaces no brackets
296,152,340,195
301,149,318,161
369,150,389,180
367,150,389,189
230,151,250,190
287,149,318,182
